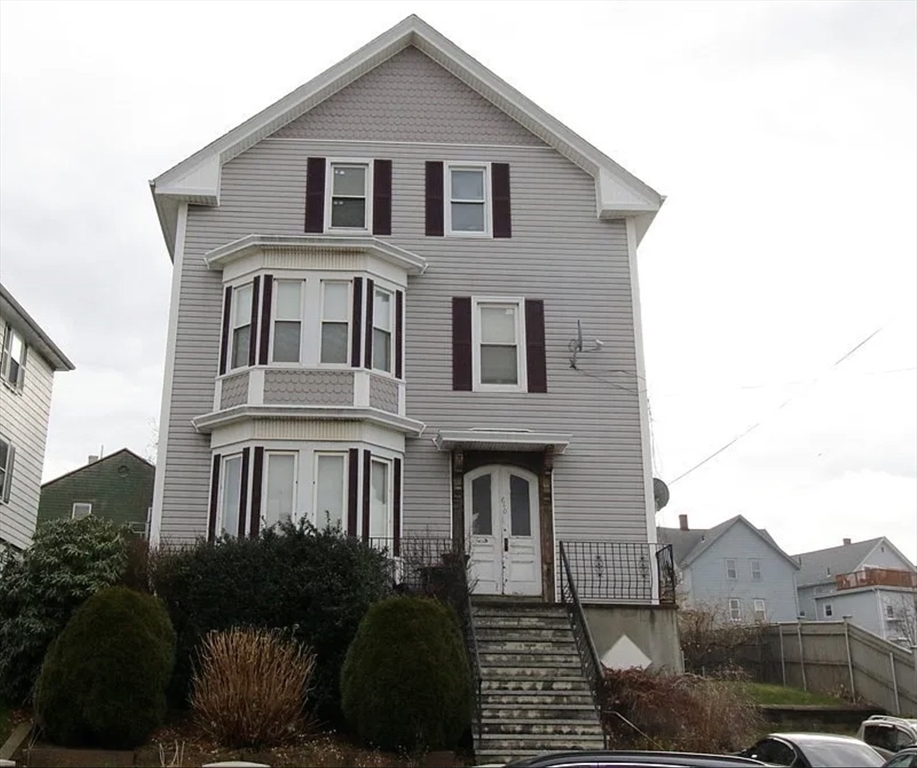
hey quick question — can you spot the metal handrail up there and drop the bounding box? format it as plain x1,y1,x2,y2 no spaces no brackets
461,579,484,750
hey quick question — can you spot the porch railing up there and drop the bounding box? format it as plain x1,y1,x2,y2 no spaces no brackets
561,540,676,605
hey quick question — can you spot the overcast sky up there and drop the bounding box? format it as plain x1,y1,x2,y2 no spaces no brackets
1,0,914,562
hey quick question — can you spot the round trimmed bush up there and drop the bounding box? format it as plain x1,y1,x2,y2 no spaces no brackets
341,596,472,752
35,586,176,748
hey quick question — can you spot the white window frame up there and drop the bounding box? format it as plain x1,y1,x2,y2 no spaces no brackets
217,453,244,538
885,603,896,619
313,451,348,532
262,451,298,529
1,324,27,389
823,602,833,618
728,598,742,622
0,435,12,504
753,598,767,622
372,286,394,375
71,502,93,520
751,559,762,581
368,456,393,541
270,279,306,365
324,158,373,233
230,283,254,372
471,296,527,393
319,280,352,366
444,162,491,238
725,558,738,580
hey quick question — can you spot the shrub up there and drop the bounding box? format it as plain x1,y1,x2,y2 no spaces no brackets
0,517,129,704
35,586,176,748
190,627,316,747
151,520,392,719
340,596,472,752
601,667,763,753
678,605,764,675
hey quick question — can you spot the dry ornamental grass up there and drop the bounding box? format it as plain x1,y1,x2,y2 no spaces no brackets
190,627,317,748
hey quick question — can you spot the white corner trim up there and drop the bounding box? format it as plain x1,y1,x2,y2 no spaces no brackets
150,202,189,547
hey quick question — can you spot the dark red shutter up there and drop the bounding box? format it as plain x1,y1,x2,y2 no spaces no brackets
492,163,512,238
393,458,402,557
395,290,404,379
361,450,372,542
351,278,364,368
208,454,221,541
250,447,264,537
525,299,547,393
238,447,251,538
372,159,392,236
248,275,261,367
347,448,359,536
425,161,444,236
452,297,473,391
259,276,273,365
305,157,326,233
364,279,375,369
218,286,233,375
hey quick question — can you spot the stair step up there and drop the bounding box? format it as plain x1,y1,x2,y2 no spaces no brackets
478,733,605,752
476,628,574,642
480,652,581,668
482,694,595,708
481,675,590,691
475,749,560,764
477,639,576,654
483,719,603,735
482,706,598,721
474,614,572,630
472,605,568,619
480,666,586,680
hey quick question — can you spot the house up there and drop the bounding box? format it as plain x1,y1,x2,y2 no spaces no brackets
795,537,917,645
149,17,678,757
0,282,75,552
658,514,801,623
38,449,155,537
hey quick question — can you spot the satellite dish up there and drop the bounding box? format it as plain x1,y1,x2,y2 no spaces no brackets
653,478,670,512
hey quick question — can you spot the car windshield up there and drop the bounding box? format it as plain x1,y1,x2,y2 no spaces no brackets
800,740,885,767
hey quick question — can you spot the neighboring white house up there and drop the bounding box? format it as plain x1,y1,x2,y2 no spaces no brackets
0,283,75,551
795,537,917,646
658,514,801,623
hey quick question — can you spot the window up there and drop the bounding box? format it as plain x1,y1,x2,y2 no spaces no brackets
1,324,27,388
885,603,896,619
0,436,13,503
264,452,296,528
753,599,767,622
446,164,489,235
327,161,371,230
823,602,833,618
272,281,303,363
320,282,350,364
315,453,346,531
751,559,762,581
473,298,526,391
369,458,391,539
728,598,742,622
219,454,243,538
71,503,92,520
372,288,393,374
725,558,738,580
231,284,253,370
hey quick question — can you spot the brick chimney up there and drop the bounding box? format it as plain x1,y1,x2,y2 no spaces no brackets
843,538,851,546
679,514,689,531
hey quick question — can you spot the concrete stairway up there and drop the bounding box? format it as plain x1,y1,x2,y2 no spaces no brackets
471,601,605,764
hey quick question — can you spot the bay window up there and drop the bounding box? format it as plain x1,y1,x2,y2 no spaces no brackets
320,282,350,364
271,281,303,363
369,458,391,539
231,284,253,370
219,454,243,537
315,453,346,531
372,288,393,374
264,452,296,528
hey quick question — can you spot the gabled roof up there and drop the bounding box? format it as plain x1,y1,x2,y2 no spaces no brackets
658,514,800,571
41,448,154,489
0,282,75,372
151,15,663,258
793,537,916,588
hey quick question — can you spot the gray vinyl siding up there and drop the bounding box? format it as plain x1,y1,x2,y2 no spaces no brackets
159,45,648,545
684,523,800,622
860,542,915,571
0,315,55,550
814,590,884,635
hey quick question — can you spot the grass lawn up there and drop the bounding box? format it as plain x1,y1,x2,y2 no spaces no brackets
738,682,843,706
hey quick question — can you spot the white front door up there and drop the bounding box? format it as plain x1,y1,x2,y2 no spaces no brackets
465,465,541,596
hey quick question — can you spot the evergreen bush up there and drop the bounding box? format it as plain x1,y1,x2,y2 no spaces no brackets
340,596,472,752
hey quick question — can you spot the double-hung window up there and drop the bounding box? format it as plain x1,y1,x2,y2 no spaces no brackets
327,161,371,230
446,164,489,235
372,288,393,374
823,602,833,618
264,452,296,528
753,599,767,622
272,280,303,363
369,458,391,540
320,282,350,364
231,284,253,370
219,454,243,537
314,453,347,531
750,559,762,581
0,436,14,503
472,298,526,391
1,324,26,388
728,598,742,622
725,558,738,580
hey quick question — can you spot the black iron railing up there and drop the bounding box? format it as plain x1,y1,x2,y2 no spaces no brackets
460,578,484,751
561,541,676,605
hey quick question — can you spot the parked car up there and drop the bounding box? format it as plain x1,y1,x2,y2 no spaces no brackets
883,747,917,768
859,716,917,755
739,733,885,767
495,750,767,767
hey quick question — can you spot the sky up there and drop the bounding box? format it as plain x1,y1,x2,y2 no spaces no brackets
0,0,914,563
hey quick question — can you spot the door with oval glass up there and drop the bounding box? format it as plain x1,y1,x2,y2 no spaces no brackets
465,465,541,596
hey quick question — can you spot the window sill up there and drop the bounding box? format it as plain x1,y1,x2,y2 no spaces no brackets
0,379,23,396
445,230,492,239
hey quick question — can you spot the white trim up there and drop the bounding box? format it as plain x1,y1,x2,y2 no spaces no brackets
324,158,374,234
435,429,570,454
193,404,425,436
151,201,188,547
217,452,244,538
262,137,555,150
270,278,306,365
319,279,352,366
249,368,265,405
444,162,491,238
228,282,254,372
471,296,527,392
353,370,371,407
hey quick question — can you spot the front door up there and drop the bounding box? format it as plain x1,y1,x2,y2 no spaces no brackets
465,465,541,596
